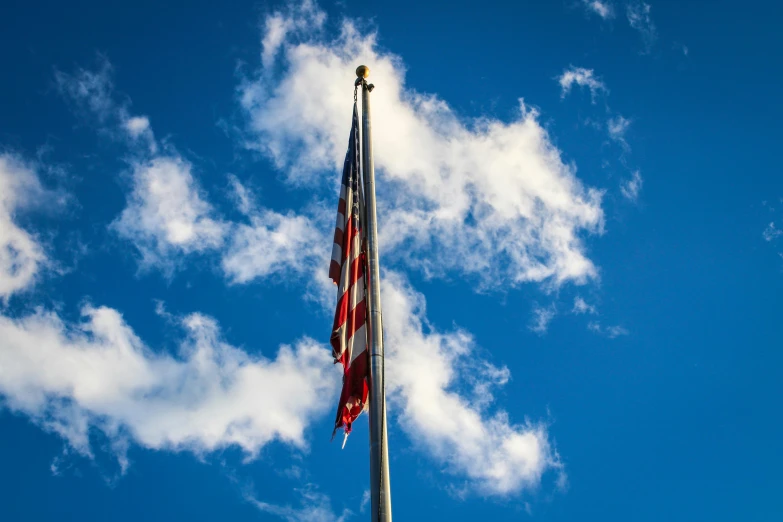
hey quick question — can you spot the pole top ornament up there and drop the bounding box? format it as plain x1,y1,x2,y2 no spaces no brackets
356,65,370,79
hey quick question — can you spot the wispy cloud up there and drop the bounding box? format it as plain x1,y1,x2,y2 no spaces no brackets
246,487,351,522
763,222,782,242
588,321,629,338
359,490,370,513
529,304,557,335
582,0,615,20
607,115,632,150
55,57,157,153
0,154,66,300
558,66,608,103
572,296,598,315
620,171,643,202
626,1,658,53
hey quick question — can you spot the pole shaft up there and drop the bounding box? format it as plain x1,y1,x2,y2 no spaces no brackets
360,79,392,522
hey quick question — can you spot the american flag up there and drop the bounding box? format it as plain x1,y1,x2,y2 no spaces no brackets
330,102,369,442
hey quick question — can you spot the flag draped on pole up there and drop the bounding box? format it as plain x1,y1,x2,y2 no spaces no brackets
330,102,369,442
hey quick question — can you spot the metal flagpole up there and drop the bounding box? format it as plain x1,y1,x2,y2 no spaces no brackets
355,65,392,522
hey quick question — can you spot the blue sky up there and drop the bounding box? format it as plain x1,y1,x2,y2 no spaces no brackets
1,0,782,520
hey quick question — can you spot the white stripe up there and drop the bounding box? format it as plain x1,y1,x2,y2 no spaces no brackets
349,324,367,364
333,309,366,362
335,212,345,231
337,235,362,294
331,243,342,265
351,227,361,257
349,274,365,309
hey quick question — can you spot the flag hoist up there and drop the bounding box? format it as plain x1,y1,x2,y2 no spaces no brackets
329,66,392,522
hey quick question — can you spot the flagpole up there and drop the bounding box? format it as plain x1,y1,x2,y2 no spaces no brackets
356,65,392,522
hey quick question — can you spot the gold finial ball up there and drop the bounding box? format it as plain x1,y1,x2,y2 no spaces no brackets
356,65,370,79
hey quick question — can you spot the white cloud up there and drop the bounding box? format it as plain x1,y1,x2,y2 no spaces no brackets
529,303,557,335
620,171,643,202
261,0,326,71
607,115,631,149
605,325,629,338
56,58,157,152
124,116,155,149
558,66,608,103
582,0,615,19
763,222,782,242
0,154,53,299
216,206,563,494
111,156,228,272
58,62,224,273
58,61,327,282
359,490,370,513
233,7,572,492
0,304,338,468
220,176,331,299
382,273,563,495
572,296,597,315
239,3,604,289
228,174,256,215
587,321,628,338
626,1,658,52
247,487,350,522
55,57,116,124
222,208,323,284
38,5,568,496
125,116,150,136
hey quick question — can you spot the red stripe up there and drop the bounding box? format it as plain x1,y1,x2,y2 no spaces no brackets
337,197,346,217
330,295,366,355
330,260,366,361
341,214,358,263
331,256,364,326
333,227,343,247
333,350,369,435
345,299,366,349
329,260,341,284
